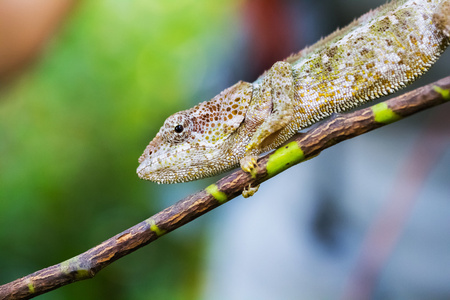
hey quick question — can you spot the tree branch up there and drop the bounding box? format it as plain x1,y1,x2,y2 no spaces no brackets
1,76,449,300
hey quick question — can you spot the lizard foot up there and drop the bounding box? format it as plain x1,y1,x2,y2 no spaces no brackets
240,155,258,173
242,184,260,198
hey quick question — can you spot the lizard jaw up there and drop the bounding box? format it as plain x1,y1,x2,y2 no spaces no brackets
136,160,174,184
137,157,171,183
137,155,194,184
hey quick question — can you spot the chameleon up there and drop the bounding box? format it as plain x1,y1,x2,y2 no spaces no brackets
137,0,450,195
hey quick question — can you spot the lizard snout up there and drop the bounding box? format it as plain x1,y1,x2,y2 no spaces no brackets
136,160,149,180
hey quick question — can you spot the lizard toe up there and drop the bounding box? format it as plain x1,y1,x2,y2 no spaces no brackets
240,155,258,173
242,183,260,198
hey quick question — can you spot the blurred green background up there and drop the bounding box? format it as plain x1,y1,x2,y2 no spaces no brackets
0,0,240,299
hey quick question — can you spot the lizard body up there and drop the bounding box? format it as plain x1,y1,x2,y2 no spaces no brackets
137,0,450,186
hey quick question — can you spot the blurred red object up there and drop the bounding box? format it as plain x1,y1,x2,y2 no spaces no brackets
242,0,301,77
0,0,74,83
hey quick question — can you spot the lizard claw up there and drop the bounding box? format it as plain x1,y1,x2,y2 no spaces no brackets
242,184,260,198
240,155,258,173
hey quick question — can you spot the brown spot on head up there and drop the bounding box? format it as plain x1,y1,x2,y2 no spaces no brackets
326,46,338,58
366,62,375,69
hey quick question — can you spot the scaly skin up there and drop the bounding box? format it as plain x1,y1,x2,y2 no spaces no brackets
137,0,450,189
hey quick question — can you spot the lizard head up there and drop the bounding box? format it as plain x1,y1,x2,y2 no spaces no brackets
137,81,253,183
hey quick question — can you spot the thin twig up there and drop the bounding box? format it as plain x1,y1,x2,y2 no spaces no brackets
1,76,449,300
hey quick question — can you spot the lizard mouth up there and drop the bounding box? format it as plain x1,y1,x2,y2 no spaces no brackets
136,159,180,184
136,161,148,180
136,162,168,183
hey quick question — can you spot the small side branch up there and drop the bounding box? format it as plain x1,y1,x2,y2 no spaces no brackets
1,76,449,300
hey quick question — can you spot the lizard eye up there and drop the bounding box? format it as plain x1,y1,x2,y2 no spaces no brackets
160,113,193,143
174,124,184,133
